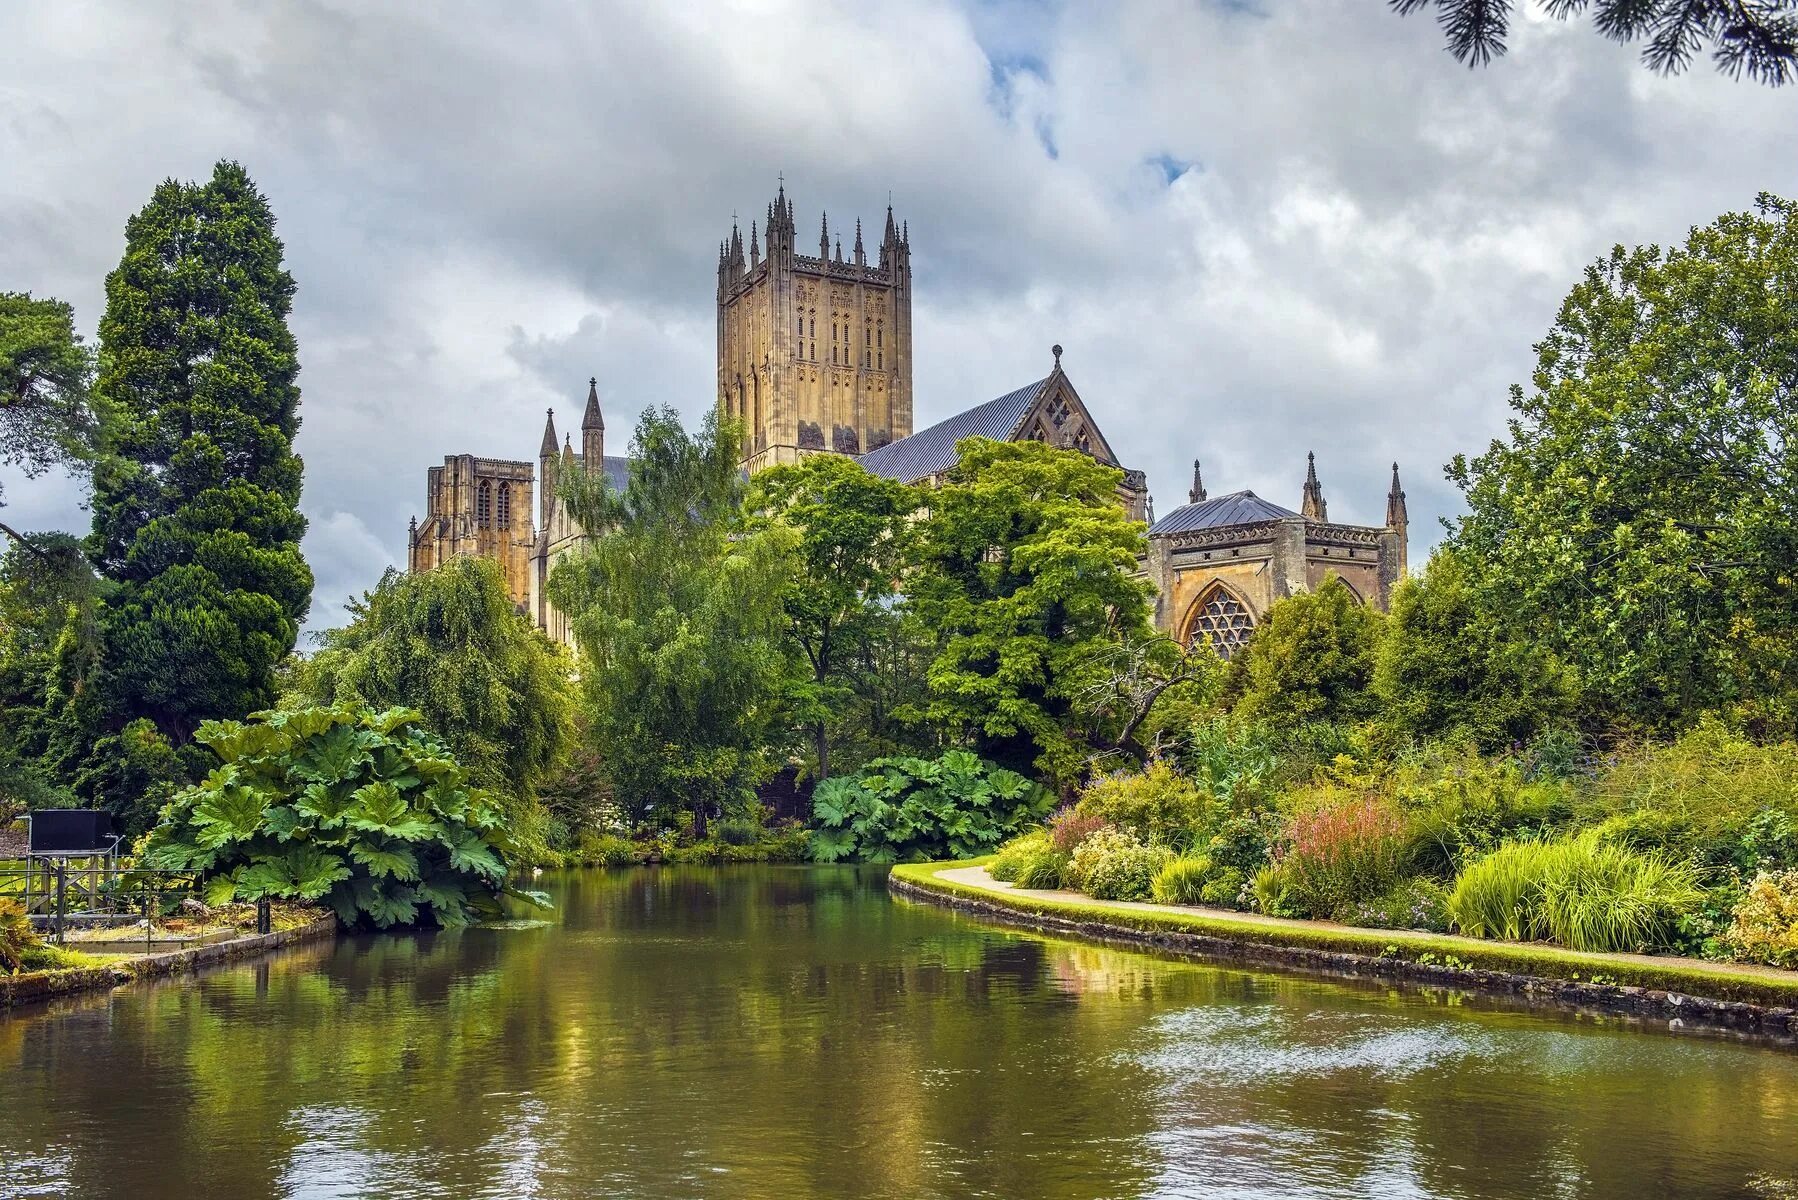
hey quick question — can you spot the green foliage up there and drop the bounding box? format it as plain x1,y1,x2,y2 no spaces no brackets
1340,878,1450,933
1074,760,1212,851
1149,854,1213,905
1449,195,1798,731
1388,745,1577,876
1273,791,1413,919
549,406,797,830
0,897,41,974
1578,721,1798,871
1066,827,1169,901
289,557,574,836
1227,577,1384,731
1447,832,1704,952
1725,871,1798,968
809,750,1053,863
0,291,95,511
907,437,1155,785
0,534,102,814
143,705,547,929
749,453,922,778
1372,549,1572,752
988,829,1051,883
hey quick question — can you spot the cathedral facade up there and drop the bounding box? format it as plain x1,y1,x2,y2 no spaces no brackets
404,183,1408,653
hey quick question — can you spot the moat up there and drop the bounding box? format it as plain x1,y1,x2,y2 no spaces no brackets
5,866,1798,1199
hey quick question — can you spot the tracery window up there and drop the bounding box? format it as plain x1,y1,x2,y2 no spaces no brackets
476,479,492,528
1186,585,1255,660
497,482,511,526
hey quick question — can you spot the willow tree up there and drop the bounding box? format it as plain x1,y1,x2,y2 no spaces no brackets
291,557,574,802
547,406,797,831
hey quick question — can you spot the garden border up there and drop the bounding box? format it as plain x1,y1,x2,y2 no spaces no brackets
888,861,1798,1037
0,915,338,1013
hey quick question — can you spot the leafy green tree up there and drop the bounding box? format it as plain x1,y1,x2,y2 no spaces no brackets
145,705,549,929
0,534,101,815
1392,0,1798,84
1227,576,1385,731
749,453,920,778
290,558,573,803
1373,549,1572,751
1449,194,1798,730
548,406,796,831
907,438,1155,787
74,161,312,766
1,292,96,549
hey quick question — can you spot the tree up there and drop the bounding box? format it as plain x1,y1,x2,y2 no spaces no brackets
1393,0,1798,84
82,160,312,752
907,437,1155,787
749,454,920,779
1372,549,1572,751
0,533,101,816
547,406,796,831
1449,194,1798,730
289,557,574,805
0,292,96,554
1227,576,1385,731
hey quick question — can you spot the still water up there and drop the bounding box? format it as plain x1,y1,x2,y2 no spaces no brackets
3,866,1797,1199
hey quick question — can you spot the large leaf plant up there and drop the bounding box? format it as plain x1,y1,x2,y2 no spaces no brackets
810,749,1053,863
145,705,549,928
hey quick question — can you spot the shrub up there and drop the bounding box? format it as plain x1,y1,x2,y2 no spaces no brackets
144,705,550,929
1,898,39,974
1393,746,1575,876
1048,807,1108,856
1251,863,1302,918
1226,577,1385,731
574,833,641,867
1725,871,1798,967
990,831,1050,883
1150,855,1213,905
809,750,1054,863
1274,793,1412,918
1067,828,1169,901
1074,761,1212,851
1447,832,1705,952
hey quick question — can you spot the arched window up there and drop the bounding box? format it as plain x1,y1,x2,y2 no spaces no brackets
1186,584,1255,660
476,479,492,528
497,482,511,527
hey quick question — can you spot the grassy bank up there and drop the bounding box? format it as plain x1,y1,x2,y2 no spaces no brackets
890,860,1798,1011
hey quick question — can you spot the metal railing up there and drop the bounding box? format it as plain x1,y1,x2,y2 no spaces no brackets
0,864,239,952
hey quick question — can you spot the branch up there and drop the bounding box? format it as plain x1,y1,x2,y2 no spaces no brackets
0,519,52,561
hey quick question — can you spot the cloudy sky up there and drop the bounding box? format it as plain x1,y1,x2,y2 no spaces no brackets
3,1,1794,631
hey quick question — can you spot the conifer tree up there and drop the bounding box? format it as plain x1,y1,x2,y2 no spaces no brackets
83,160,312,748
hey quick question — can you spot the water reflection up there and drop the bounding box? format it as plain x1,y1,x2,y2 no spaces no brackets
2,865,1796,1199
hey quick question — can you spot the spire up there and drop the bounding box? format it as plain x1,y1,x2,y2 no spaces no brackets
562,433,575,465
539,408,558,458
820,211,830,260
853,218,864,266
1386,462,1408,529
1189,459,1207,504
884,202,898,243
834,236,843,262
582,377,603,431
749,219,760,267
1301,451,1328,521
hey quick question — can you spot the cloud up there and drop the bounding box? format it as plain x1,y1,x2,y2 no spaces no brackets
2,0,1793,629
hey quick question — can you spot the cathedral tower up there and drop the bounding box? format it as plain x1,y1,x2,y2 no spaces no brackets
717,182,913,473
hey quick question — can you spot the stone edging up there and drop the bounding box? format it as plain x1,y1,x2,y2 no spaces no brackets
1,916,338,1013
888,869,1798,1040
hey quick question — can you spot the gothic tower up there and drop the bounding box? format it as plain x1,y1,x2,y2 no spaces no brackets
717,182,913,473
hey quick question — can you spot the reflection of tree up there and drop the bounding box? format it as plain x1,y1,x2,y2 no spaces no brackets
5,867,1798,1198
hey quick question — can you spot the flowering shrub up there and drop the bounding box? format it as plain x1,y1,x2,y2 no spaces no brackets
1048,807,1109,856
1726,871,1798,967
1068,828,1170,901
1275,793,1412,918
1074,761,1212,850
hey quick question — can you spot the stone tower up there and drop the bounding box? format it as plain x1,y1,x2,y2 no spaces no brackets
717,182,913,474
408,455,535,609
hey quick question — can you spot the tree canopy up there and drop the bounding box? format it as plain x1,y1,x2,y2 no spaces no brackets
0,292,96,550
1449,192,1798,731
1393,0,1798,84
548,406,797,830
908,437,1154,786
81,160,313,747
1227,576,1385,731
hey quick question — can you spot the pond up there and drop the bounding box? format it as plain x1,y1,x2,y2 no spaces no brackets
3,866,1797,1199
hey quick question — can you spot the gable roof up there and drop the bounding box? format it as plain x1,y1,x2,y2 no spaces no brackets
1148,489,1297,535
858,377,1050,483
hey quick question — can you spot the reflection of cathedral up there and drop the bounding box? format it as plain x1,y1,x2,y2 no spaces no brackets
405,182,1409,649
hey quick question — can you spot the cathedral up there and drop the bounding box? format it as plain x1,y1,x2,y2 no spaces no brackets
405,183,1408,655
